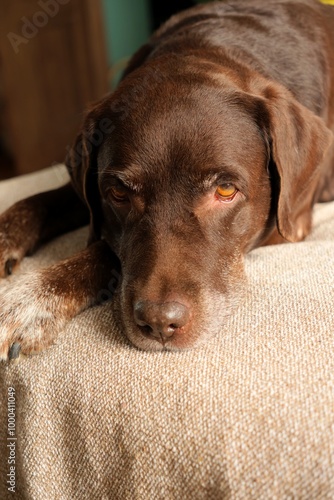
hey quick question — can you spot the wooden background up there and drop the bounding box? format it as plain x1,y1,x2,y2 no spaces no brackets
0,0,109,176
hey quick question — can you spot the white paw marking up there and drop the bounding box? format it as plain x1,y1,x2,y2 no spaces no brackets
0,272,68,360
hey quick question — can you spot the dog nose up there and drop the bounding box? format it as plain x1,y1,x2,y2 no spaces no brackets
134,300,191,340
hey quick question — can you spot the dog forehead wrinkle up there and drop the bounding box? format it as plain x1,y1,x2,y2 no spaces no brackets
97,99,266,196
110,76,260,146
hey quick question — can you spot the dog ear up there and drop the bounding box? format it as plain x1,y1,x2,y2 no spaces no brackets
257,83,333,242
65,111,104,245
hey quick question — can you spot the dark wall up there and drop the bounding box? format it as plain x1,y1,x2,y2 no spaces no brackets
150,0,196,30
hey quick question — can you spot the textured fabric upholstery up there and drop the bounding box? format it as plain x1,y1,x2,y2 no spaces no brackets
0,166,334,499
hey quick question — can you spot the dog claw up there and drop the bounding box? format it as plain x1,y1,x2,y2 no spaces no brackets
8,342,21,360
4,259,16,277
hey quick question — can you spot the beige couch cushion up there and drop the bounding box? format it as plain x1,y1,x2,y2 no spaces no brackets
0,166,334,499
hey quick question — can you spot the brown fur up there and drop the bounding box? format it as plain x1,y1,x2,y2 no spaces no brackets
0,0,334,358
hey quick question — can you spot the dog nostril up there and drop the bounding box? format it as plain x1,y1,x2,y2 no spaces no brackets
169,324,177,329
140,324,153,336
134,300,191,340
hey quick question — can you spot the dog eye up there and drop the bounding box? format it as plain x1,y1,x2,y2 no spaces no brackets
215,184,238,202
109,185,129,203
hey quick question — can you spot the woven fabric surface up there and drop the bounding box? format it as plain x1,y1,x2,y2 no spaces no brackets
0,166,334,499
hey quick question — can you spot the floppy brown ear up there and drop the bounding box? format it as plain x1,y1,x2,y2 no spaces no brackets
259,84,333,242
65,112,105,245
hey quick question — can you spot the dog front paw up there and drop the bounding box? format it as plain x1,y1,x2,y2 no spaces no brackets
0,272,69,361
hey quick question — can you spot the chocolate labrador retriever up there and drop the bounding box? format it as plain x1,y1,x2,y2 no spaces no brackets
0,0,334,358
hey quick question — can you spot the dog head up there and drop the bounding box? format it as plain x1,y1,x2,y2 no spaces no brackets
66,55,333,351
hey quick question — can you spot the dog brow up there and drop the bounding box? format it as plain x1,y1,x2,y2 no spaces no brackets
199,169,242,190
200,172,222,190
100,168,143,193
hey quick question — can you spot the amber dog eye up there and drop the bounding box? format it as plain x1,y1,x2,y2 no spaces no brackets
109,185,129,203
215,183,238,202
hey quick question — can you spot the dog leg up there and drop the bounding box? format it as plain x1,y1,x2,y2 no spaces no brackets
0,240,120,360
0,183,89,278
